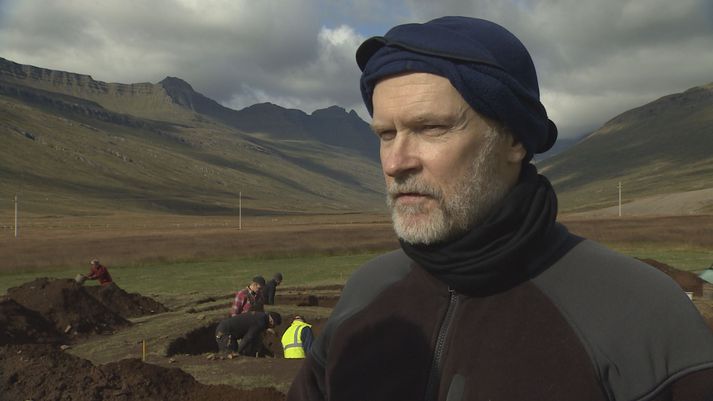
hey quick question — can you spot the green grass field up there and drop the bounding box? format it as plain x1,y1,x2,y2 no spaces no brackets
1,245,709,298
607,244,713,272
0,252,381,296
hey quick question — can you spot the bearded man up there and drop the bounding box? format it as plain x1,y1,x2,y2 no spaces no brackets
287,17,713,401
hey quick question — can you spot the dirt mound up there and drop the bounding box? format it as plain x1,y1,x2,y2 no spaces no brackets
0,297,65,345
286,284,344,292
83,282,169,318
6,278,129,337
0,344,285,401
277,294,340,308
639,258,705,296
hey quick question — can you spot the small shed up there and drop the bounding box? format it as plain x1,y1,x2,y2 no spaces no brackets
699,268,713,285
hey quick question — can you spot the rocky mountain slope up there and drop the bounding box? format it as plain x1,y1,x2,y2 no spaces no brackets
539,82,713,214
0,57,384,216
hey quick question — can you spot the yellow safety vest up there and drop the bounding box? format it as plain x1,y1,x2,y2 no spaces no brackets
281,320,312,359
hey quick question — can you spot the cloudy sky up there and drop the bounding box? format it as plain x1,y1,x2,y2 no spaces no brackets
1,0,712,138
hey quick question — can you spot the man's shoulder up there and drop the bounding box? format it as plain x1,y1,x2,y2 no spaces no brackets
345,249,413,289
309,249,413,367
537,238,684,294
533,238,703,320
336,249,413,316
533,239,713,401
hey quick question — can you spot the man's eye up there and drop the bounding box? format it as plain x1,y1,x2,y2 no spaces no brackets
377,131,396,141
423,125,447,134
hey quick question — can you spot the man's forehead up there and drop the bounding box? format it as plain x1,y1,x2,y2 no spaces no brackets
373,72,455,94
374,73,468,107
371,73,472,126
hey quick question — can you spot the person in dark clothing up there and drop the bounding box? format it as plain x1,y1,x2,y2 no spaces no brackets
215,311,281,356
263,272,283,305
286,17,713,401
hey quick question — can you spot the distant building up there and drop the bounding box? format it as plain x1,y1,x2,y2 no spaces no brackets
700,267,713,284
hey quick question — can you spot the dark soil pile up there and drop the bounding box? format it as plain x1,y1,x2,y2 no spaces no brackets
6,278,129,337
277,294,340,308
0,297,65,345
0,344,285,401
83,283,169,318
286,284,344,292
639,258,705,296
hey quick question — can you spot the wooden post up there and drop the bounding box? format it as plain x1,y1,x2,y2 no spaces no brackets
14,194,18,238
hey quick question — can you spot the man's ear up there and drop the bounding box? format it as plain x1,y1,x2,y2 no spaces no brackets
507,138,527,164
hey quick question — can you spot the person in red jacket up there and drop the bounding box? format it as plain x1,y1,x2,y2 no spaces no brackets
83,259,113,286
230,276,265,316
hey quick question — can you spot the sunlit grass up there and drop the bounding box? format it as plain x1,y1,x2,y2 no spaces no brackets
0,252,380,295
606,244,712,272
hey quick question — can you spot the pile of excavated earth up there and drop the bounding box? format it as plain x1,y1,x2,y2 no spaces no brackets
1,344,284,401
0,278,286,401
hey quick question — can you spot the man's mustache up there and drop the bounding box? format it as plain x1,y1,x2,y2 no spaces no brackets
387,178,443,201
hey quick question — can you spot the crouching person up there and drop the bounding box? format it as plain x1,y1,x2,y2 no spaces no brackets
215,311,281,357
281,315,314,359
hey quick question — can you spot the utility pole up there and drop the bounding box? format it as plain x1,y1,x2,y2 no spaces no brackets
239,191,242,230
14,194,18,238
618,182,622,217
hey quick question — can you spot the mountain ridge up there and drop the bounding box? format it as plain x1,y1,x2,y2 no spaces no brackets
0,57,378,160
0,57,385,217
3,56,713,217
539,81,713,213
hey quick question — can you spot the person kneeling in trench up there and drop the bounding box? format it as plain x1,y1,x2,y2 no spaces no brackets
215,311,281,357
281,315,313,359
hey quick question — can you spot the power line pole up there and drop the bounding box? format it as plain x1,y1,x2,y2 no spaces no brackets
618,182,622,217
14,194,18,238
239,191,242,230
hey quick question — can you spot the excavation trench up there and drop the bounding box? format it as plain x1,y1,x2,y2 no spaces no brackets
166,318,327,357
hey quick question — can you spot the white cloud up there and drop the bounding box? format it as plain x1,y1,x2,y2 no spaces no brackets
226,24,366,114
400,0,713,136
1,0,712,136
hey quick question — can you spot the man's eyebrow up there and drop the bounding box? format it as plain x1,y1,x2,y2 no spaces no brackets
369,110,467,133
370,122,391,133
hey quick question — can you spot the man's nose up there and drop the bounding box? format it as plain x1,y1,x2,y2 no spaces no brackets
381,135,420,178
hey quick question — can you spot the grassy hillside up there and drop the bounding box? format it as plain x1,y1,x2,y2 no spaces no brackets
539,83,713,213
0,92,384,217
0,57,196,123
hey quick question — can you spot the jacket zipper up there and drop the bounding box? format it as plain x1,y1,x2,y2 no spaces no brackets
424,287,458,401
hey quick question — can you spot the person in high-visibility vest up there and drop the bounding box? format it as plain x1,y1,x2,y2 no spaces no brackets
281,315,314,358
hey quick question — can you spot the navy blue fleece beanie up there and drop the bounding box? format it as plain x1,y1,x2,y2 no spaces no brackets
357,16,557,159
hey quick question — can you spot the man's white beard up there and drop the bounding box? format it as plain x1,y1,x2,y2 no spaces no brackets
386,128,511,245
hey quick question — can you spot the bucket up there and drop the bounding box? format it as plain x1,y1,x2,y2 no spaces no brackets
75,274,87,284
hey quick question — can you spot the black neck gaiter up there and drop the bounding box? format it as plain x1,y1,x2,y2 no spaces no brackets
399,164,573,296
